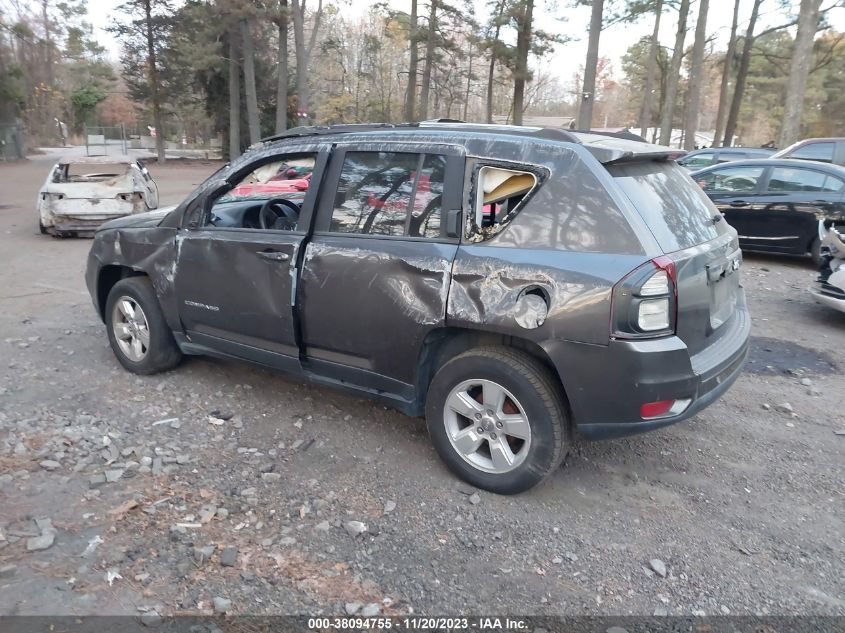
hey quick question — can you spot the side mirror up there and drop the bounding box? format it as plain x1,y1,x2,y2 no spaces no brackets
334,188,348,208
445,208,462,239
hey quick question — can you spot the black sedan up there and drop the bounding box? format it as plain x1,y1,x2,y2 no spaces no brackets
678,147,775,170
690,159,845,263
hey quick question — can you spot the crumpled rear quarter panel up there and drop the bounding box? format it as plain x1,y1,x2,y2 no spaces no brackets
447,141,648,346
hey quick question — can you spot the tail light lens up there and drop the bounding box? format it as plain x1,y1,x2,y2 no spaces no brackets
611,256,677,339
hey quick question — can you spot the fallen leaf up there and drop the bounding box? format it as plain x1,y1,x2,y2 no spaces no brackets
109,499,139,518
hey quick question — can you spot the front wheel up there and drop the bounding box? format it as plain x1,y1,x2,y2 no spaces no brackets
425,347,569,494
810,237,822,266
105,276,182,374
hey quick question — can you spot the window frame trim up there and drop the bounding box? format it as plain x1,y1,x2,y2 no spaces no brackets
184,146,329,233
312,142,465,243
764,165,829,194
700,164,767,195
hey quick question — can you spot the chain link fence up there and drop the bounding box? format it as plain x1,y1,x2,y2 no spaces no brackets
0,124,26,161
85,125,128,156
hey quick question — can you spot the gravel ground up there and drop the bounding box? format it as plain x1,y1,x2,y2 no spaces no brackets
0,150,843,618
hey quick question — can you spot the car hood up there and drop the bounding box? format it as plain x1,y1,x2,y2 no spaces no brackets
98,206,176,231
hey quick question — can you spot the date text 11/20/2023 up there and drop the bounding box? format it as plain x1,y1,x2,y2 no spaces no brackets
307,617,528,630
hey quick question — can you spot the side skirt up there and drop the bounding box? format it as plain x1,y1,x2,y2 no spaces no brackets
174,332,422,416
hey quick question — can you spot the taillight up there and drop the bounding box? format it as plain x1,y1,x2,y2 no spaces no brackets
611,256,677,339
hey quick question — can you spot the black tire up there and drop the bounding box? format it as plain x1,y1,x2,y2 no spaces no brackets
38,220,47,235
425,346,569,494
105,276,182,375
810,237,822,266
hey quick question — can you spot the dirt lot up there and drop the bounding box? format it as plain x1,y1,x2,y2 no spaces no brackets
0,150,843,619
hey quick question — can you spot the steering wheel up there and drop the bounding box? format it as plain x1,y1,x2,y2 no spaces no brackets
722,175,756,192
258,197,300,230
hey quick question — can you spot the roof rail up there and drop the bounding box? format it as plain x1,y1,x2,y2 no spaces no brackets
259,122,420,144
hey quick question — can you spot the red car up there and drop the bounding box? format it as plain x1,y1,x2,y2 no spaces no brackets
229,169,311,198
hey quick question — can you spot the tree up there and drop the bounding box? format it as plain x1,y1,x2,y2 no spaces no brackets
483,0,508,123
241,18,260,144
712,0,740,147
403,0,419,120
577,0,604,129
658,0,689,145
682,0,709,150
418,0,438,119
70,85,106,130
722,0,762,146
777,0,823,147
275,0,290,133
622,36,670,139
228,28,241,159
512,0,533,125
638,0,663,138
112,0,171,162
291,0,323,125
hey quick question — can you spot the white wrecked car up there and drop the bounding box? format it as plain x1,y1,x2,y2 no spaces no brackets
812,220,845,314
37,156,159,236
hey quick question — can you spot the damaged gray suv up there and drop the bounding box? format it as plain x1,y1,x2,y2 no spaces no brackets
85,123,750,494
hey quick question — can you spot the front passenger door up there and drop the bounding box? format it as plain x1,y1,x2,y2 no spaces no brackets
695,164,766,241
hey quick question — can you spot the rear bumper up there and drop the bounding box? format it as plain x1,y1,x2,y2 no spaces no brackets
45,215,131,234
546,290,750,440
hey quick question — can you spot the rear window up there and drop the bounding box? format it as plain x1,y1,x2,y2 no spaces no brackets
608,161,720,252
788,141,835,163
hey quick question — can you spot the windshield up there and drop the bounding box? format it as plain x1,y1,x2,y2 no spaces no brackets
218,157,315,203
608,161,721,252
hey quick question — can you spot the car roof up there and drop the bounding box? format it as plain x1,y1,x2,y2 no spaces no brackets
780,137,845,144
690,158,845,176
686,147,774,155
58,155,135,165
256,121,682,165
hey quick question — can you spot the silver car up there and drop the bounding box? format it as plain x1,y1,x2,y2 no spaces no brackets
38,156,159,236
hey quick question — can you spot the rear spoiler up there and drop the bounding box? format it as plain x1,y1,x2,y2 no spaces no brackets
569,132,688,165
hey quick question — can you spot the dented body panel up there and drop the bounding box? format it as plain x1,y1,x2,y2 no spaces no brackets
812,221,845,313
39,156,159,235
85,123,750,436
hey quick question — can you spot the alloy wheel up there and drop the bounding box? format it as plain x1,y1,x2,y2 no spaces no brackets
443,379,532,474
111,296,150,362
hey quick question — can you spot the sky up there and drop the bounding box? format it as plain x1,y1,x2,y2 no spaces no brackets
86,0,845,82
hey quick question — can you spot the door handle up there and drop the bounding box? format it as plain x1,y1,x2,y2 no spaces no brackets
729,200,749,207
257,250,290,262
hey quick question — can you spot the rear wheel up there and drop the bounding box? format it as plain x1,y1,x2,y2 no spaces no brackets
425,347,569,494
105,277,182,374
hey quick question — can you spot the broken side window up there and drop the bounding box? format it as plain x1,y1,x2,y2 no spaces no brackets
468,165,538,240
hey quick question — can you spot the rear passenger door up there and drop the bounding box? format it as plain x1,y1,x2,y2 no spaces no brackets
753,165,845,252
298,144,464,400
